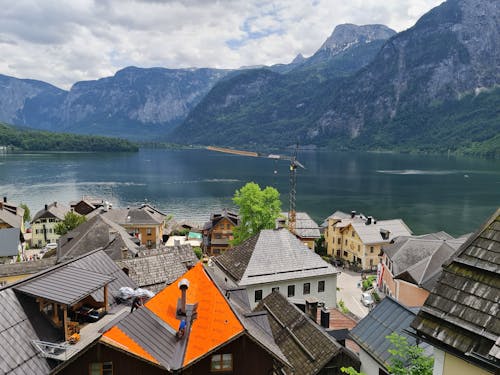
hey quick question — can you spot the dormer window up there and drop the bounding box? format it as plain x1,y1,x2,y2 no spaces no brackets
211,353,233,372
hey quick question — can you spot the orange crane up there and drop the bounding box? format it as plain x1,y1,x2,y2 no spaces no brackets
206,145,305,233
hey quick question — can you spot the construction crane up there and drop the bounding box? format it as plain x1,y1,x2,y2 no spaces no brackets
206,145,305,233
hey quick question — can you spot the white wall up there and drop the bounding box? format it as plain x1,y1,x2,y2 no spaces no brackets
359,349,385,375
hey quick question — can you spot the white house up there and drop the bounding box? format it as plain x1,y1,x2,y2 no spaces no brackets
31,202,70,248
212,228,339,309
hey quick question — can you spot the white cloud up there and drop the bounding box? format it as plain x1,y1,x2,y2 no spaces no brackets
0,0,443,89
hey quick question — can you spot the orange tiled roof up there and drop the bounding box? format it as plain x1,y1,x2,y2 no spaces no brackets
102,263,244,368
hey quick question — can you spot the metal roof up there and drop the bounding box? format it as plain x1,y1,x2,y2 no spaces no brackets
350,297,427,369
14,265,115,305
0,208,22,228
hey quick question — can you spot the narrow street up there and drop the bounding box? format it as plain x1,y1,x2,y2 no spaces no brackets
336,269,370,319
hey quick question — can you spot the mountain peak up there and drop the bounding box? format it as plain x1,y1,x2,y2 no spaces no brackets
291,53,306,64
318,23,396,55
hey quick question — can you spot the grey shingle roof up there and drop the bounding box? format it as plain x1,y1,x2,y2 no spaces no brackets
0,289,54,374
103,204,165,226
14,265,115,305
255,291,358,375
351,219,412,245
0,228,21,257
116,245,198,293
280,212,320,239
412,208,500,372
0,209,22,228
214,229,337,286
115,306,179,370
31,202,70,223
383,233,467,290
58,215,140,262
350,297,428,369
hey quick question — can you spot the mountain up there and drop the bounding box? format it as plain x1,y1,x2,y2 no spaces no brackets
0,67,229,139
170,0,499,156
171,23,397,146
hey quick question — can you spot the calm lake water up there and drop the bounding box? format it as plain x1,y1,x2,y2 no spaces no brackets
1,149,499,236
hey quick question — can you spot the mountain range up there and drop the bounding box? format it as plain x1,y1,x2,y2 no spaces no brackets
0,0,498,156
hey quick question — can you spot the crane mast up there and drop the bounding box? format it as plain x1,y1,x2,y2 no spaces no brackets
206,145,304,234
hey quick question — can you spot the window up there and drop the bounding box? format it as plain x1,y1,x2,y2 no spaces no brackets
370,246,374,253
287,285,295,297
89,362,113,375
146,228,152,235
272,287,279,292
211,353,232,372
254,290,263,302
345,239,347,245
343,251,348,257
357,245,360,251
303,283,310,295
226,223,231,229
213,248,221,255
215,233,222,239
147,240,152,247
318,280,325,293
351,231,355,237
337,238,341,245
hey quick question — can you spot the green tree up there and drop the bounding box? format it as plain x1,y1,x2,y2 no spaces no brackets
19,203,31,223
386,332,433,375
341,367,365,375
232,182,281,245
54,211,87,236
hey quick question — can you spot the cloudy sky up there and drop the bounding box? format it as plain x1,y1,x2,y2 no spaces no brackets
0,0,443,89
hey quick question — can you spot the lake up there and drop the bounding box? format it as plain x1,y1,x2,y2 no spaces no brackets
0,148,499,236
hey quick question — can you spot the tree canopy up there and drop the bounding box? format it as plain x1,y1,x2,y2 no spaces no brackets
232,182,281,245
19,203,31,223
54,211,87,236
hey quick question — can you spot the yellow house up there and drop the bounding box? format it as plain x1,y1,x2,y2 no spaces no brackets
31,202,70,248
323,211,412,271
103,204,166,248
412,208,500,375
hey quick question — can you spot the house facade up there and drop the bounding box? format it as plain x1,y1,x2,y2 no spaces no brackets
102,204,166,248
412,208,500,375
324,211,412,271
379,232,467,306
212,228,339,309
31,202,70,248
202,210,238,255
57,263,289,375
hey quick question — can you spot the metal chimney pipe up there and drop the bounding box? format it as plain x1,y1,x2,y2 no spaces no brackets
178,279,190,315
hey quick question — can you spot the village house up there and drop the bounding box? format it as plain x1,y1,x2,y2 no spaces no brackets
57,262,291,375
412,208,500,375
31,201,70,248
0,249,137,374
102,203,167,248
278,211,321,250
202,209,238,255
211,228,339,309
323,210,412,271
350,296,430,375
379,232,468,306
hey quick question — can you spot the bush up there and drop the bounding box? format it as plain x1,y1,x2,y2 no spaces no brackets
362,275,376,291
338,299,350,314
193,247,203,260
372,291,381,303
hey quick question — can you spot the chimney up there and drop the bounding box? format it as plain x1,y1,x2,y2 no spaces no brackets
3,196,6,203
351,210,356,218
305,298,318,323
366,216,373,225
178,278,190,316
45,204,48,210
320,308,330,329
174,239,180,246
